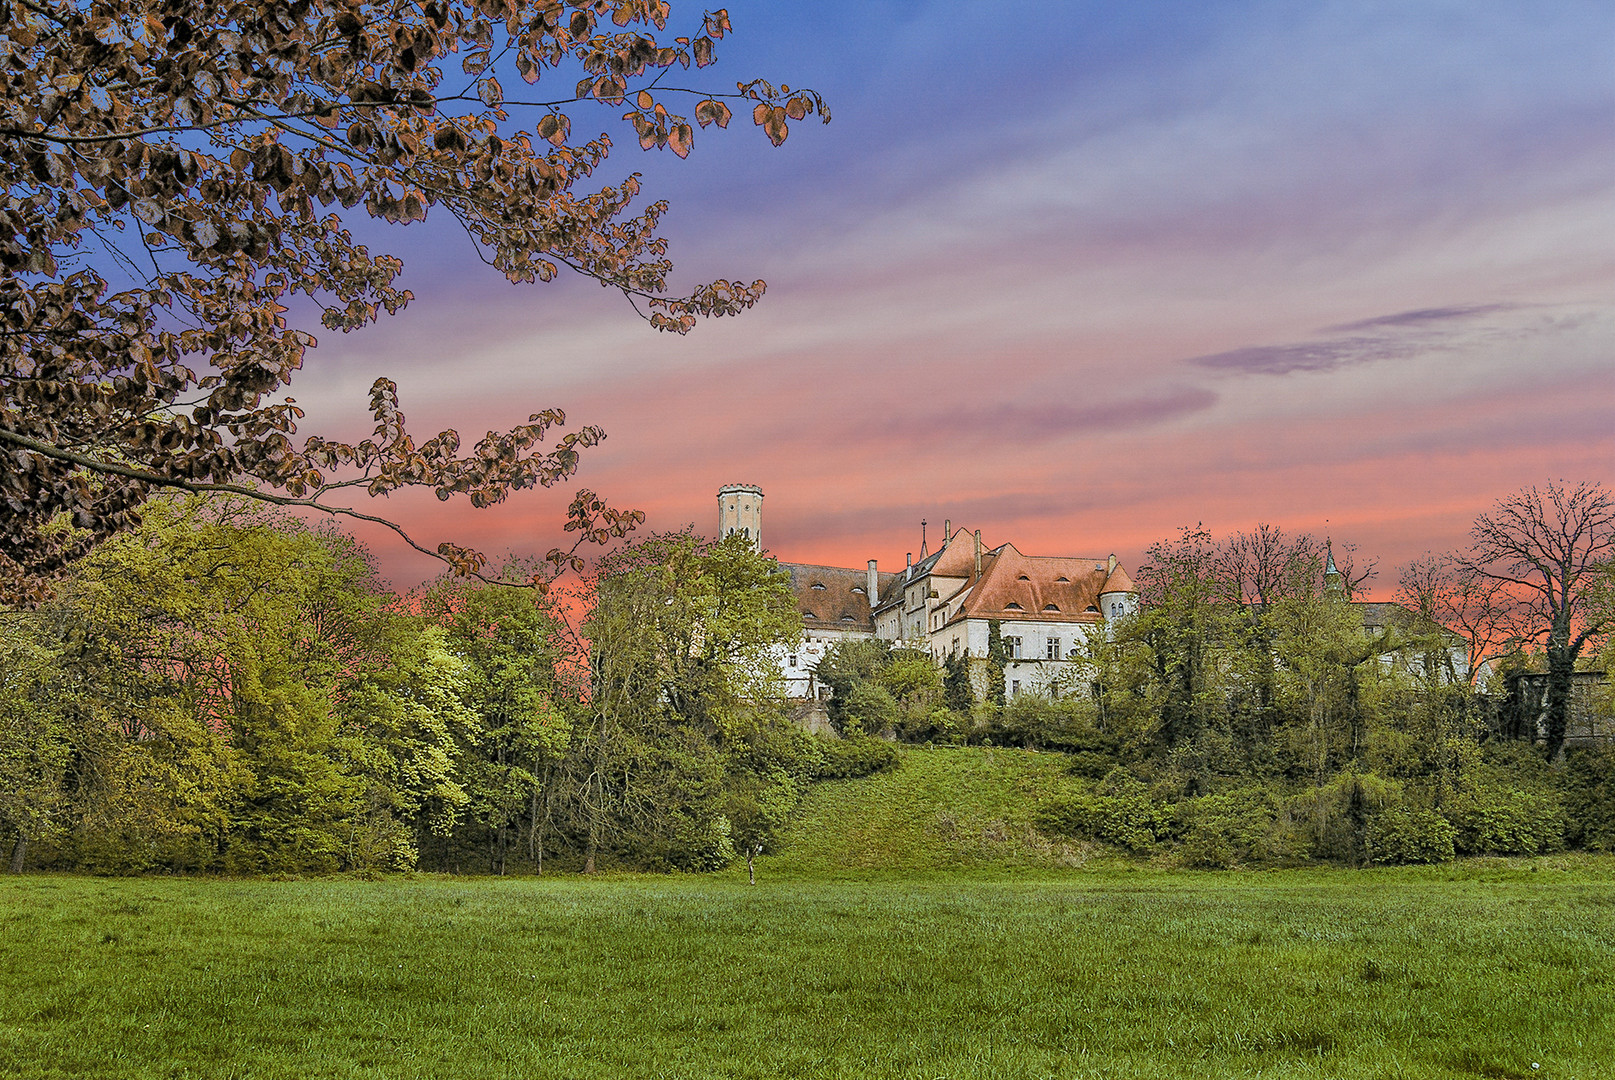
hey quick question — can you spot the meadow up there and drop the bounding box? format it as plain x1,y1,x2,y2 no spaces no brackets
2,861,1612,1080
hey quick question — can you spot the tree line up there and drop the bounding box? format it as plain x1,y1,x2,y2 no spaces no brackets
811,481,1615,865
4,482,1612,874
0,496,891,876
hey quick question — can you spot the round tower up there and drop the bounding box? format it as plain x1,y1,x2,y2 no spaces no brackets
717,484,763,550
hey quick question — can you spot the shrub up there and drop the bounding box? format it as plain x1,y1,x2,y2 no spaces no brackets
1444,785,1566,856
1177,786,1283,868
1365,807,1456,865
814,736,899,780
1559,746,1615,851
1036,768,1167,853
839,683,900,737
1283,771,1407,865
1066,750,1118,780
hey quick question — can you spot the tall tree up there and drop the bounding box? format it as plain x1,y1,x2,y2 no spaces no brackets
1460,480,1615,759
419,567,572,874
569,530,797,872
1129,525,1233,749
0,0,825,599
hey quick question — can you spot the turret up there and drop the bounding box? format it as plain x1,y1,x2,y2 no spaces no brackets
717,484,763,551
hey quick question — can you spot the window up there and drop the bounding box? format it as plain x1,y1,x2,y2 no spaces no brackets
788,654,797,668
1006,636,1023,658
1046,638,1061,660
1043,604,1060,612
811,582,826,590
1005,602,1024,611
1011,680,1021,697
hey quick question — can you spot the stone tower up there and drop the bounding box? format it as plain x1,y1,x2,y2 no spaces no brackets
717,484,763,550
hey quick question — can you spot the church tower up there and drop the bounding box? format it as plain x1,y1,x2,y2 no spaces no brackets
717,484,763,550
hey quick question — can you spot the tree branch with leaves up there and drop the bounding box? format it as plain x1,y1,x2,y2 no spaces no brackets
0,0,827,600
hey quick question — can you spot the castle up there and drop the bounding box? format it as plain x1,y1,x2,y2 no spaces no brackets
717,484,1138,702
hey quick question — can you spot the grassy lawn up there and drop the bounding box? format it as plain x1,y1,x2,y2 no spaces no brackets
2,863,1612,1079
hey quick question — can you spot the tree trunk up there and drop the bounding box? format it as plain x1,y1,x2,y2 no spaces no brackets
539,784,552,878
1544,646,1575,761
745,846,756,886
8,835,25,874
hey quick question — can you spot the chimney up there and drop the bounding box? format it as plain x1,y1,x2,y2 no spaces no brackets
943,519,951,546
906,551,912,579
867,559,879,603
1108,553,1118,577
973,530,982,578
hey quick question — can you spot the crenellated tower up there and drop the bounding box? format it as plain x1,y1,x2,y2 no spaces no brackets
717,484,764,550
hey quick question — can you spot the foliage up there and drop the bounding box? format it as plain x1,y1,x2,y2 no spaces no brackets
1176,787,1286,868
812,736,898,780
1036,767,1168,853
1,0,826,597
810,638,891,729
564,529,800,871
838,681,899,737
1559,747,1615,852
1363,807,1457,865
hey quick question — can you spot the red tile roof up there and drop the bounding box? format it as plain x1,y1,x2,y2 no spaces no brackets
950,544,1118,626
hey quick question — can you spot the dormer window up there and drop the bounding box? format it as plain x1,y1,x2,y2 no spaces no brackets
802,612,815,619
1005,602,1024,611
852,586,865,595
841,615,855,622
1043,604,1060,612
1055,576,1069,583
1085,605,1099,613
811,582,826,590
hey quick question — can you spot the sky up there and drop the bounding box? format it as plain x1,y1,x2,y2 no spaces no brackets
290,0,1615,593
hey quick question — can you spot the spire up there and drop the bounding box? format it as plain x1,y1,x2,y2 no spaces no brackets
919,518,928,559
1325,541,1343,597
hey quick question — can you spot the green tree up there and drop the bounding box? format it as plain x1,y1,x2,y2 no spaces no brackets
569,531,798,872
419,568,572,874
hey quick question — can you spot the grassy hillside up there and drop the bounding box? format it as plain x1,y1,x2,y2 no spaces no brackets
764,744,1093,874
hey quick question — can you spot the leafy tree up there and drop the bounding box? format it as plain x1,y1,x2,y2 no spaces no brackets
1127,526,1233,749
42,494,464,871
0,614,72,871
418,567,571,873
810,638,892,729
0,0,826,598
568,530,798,871
1459,481,1615,759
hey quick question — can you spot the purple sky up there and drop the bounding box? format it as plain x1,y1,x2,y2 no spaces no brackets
289,0,1615,592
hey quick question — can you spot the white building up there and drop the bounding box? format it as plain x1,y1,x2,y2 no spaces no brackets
721,487,1138,701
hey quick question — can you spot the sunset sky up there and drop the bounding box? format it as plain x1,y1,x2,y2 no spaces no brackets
293,0,1615,592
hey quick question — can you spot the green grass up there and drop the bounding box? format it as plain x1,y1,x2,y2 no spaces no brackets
769,744,1093,873
3,865,1613,1079
3,748,1611,1078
